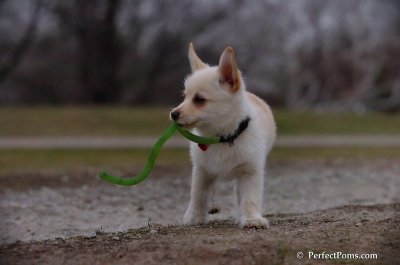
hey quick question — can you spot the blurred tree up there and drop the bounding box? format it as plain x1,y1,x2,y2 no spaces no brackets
0,0,399,112
119,0,229,105
0,0,41,86
46,0,122,103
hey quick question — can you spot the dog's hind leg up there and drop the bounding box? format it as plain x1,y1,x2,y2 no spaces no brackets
208,185,220,214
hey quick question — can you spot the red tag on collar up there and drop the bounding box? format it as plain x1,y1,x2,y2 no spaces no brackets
198,144,209,151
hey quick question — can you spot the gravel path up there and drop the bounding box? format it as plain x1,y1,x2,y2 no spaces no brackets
1,135,400,149
1,159,399,244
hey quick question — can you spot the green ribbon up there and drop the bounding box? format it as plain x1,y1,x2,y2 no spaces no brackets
99,123,219,186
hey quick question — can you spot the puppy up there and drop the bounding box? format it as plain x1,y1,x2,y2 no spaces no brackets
170,43,276,228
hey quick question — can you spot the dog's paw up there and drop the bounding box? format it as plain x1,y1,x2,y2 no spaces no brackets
208,206,220,215
183,210,206,225
240,217,270,229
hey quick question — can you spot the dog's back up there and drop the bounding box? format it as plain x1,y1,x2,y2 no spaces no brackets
247,92,276,153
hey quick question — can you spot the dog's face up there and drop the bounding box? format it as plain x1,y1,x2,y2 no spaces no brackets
170,44,243,131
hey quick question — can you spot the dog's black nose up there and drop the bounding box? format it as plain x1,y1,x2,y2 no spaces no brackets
170,111,180,121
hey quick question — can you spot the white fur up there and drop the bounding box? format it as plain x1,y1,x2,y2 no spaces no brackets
171,44,276,228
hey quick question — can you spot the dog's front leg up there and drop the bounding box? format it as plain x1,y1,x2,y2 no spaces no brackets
236,170,269,229
184,166,215,225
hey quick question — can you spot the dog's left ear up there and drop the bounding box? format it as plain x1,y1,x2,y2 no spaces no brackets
218,47,240,92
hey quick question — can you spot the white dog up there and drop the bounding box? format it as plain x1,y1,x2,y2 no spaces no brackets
170,43,276,228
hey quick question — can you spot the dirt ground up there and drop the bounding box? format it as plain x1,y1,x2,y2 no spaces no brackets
0,159,400,264
1,204,399,265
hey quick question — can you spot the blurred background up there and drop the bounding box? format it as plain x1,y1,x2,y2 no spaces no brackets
0,0,399,111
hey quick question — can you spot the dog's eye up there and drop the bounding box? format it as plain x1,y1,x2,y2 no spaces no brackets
193,94,206,105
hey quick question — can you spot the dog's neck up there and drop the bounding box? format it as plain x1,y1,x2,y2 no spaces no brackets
195,92,251,138
219,116,251,145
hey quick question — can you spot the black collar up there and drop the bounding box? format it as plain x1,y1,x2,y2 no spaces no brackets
219,116,251,145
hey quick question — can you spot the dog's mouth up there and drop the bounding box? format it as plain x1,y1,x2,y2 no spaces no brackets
177,120,198,129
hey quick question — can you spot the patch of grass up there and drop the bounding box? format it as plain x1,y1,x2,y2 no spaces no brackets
0,106,399,136
0,106,171,136
270,147,400,160
274,110,400,135
1,147,400,176
0,148,189,176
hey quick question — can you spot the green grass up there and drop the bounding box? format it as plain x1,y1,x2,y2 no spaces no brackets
271,146,400,160
0,149,190,175
1,107,399,176
274,110,400,135
0,106,171,136
1,147,400,175
0,106,399,136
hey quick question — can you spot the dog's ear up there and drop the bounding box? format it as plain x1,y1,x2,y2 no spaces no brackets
218,47,240,92
188,43,207,72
